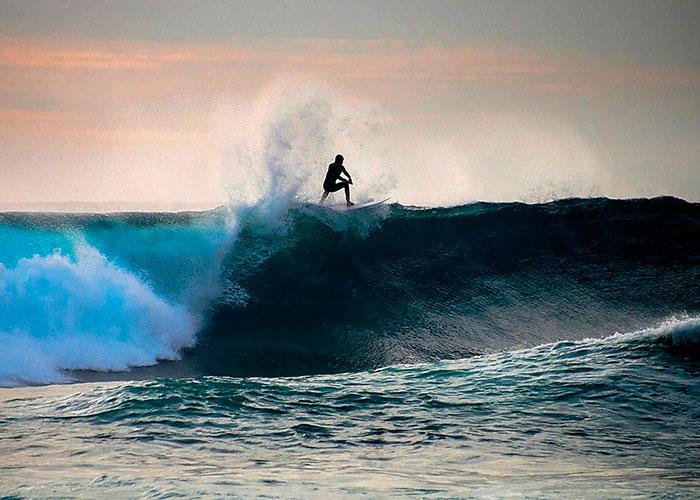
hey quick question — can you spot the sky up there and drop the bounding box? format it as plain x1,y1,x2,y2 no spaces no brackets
0,0,698,208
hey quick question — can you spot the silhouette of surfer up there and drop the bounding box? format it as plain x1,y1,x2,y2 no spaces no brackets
320,154,354,206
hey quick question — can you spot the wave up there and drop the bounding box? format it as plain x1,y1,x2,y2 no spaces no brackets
0,196,698,385
0,246,198,386
0,210,234,386
194,196,700,376
5,315,698,498
31,316,700,422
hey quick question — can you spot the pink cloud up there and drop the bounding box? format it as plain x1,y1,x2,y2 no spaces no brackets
1,36,696,91
1,35,698,145
0,38,248,69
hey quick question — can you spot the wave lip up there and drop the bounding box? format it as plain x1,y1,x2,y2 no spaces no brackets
0,246,198,387
654,316,700,346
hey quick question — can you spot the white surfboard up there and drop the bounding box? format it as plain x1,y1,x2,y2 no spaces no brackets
325,198,390,211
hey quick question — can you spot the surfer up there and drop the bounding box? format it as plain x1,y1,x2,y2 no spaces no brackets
320,154,354,206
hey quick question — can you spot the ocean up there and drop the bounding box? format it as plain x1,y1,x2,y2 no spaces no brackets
1,196,699,497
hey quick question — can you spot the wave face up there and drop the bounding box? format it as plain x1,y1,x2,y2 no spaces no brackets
197,196,700,376
0,196,699,384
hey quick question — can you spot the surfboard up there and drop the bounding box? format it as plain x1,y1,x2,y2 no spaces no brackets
325,198,390,211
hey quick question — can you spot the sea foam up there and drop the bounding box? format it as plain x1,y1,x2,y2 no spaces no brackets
0,245,198,386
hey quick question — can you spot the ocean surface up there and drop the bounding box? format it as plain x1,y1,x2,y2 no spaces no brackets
1,197,699,497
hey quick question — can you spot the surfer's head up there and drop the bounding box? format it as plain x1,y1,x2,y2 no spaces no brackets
335,154,344,164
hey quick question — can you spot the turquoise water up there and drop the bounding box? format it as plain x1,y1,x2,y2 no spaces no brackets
1,198,699,496
2,319,699,497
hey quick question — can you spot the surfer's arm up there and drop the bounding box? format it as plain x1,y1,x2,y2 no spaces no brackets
342,167,353,184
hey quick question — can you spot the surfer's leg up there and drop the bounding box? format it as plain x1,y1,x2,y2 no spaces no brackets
344,184,353,206
320,191,329,204
324,182,348,195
